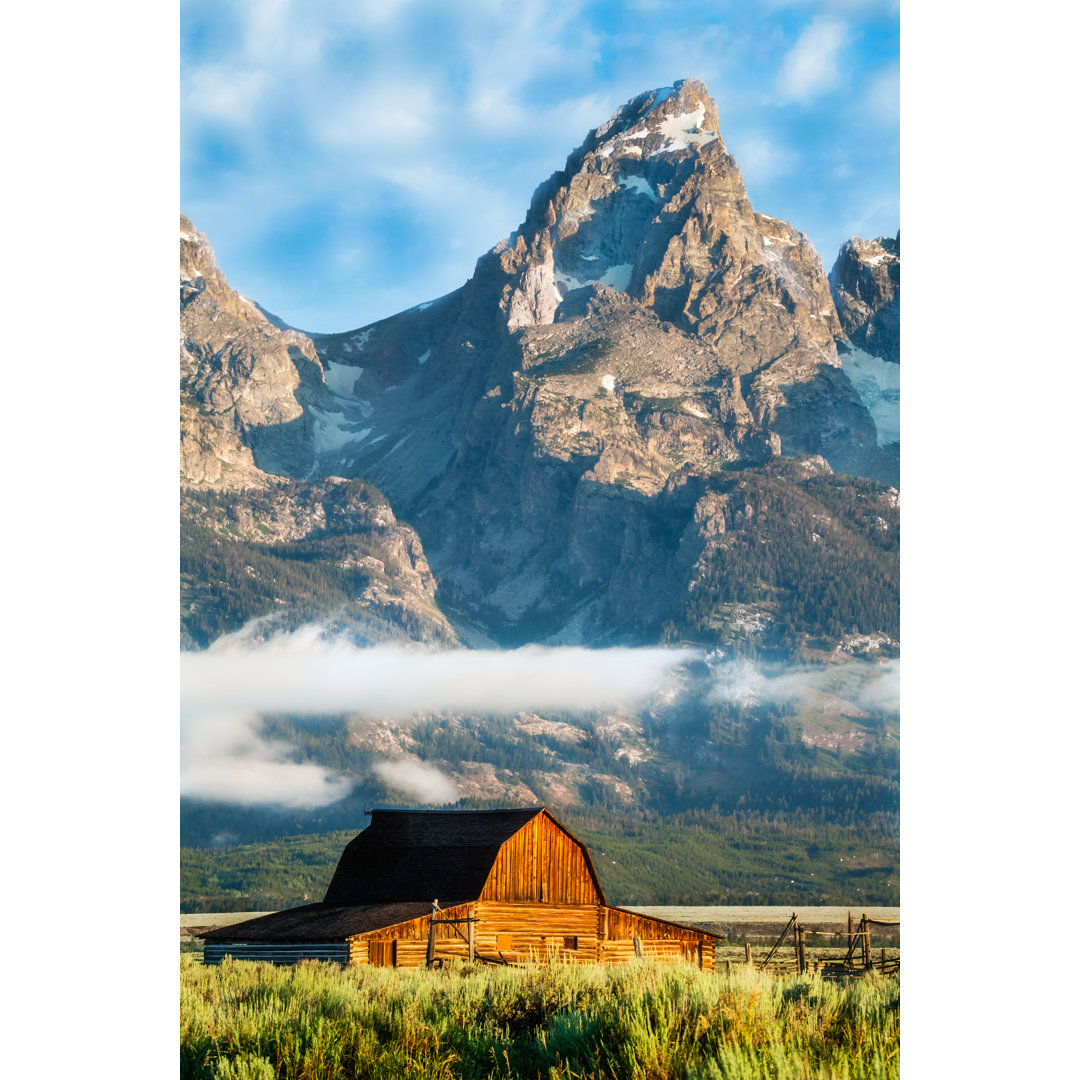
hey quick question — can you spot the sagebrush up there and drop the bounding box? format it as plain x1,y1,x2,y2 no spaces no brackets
181,957,898,1079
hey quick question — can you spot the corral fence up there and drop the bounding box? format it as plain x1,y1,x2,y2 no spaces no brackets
728,912,899,978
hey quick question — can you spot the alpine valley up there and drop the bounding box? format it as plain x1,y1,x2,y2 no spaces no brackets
181,80,899,909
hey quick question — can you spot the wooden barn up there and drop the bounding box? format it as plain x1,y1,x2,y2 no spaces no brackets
204,807,719,968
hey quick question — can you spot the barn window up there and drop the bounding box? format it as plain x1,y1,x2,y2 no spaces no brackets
496,933,513,952
563,936,578,950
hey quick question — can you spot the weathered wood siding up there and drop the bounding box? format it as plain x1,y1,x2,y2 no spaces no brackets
473,901,601,964
347,900,715,969
352,903,474,968
480,812,603,904
204,941,350,966
350,902,600,967
598,907,715,970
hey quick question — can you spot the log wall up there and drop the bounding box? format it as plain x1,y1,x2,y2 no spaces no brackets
204,941,350,966
600,906,715,970
349,901,715,969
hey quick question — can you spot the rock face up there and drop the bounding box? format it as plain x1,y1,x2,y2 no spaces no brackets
180,479,454,648
180,214,344,485
181,80,900,649
294,81,890,642
180,215,454,648
829,233,900,363
826,232,900,486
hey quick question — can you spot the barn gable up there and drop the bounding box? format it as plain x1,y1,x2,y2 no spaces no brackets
479,809,605,904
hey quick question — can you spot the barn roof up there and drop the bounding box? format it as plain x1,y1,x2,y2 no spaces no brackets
202,902,438,942
322,807,546,905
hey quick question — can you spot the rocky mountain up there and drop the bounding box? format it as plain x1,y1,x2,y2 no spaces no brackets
180,214,337,485
180,79,899,652
826,233,900,482
179,216,454,648
830,232,900,363
290,80,896,644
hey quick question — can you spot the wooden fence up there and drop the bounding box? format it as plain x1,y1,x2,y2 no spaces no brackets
733,912,899,978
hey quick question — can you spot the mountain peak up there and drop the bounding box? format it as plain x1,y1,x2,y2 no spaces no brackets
590,78,722,152
487,77,841,381
570,78,724,177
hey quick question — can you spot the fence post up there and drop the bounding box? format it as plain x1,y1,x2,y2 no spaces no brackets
745,942,753,967
426,900,438,967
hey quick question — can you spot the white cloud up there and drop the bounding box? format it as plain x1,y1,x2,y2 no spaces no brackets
373,758,459,803
708,656,900,714
181,626,698,718
179,624,698,807
776,18,849,102
313,81,437,149
180,708,353,808
762,0,897,12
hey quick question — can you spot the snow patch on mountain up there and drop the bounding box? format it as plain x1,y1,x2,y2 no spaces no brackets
618,174,658,202
324,361,363,398
841,347,900,446
599,263,633,290
652,105,717,155
310,406,372,453
644,86,673,115
554,262,633,296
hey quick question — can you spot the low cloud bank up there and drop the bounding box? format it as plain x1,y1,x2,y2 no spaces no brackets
181,628,699,718
707,656,900,714
180,626,899,810
180,626,699,809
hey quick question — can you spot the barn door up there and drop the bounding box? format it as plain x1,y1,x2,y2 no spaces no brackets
369,940,397,967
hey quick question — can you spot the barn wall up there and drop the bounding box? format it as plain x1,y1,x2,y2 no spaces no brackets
473,901,601,964
204,941,350,965
598,907,715,970
351,903,475,968
349,902,600,967
480,813,602,905
347,901,716,969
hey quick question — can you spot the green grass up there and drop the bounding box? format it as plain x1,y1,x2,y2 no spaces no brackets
181,957,899,1080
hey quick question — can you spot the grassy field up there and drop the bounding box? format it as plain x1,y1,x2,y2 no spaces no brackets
181,956,899,1079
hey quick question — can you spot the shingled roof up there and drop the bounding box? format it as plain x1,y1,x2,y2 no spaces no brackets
203,902,435,942
322,807,545,905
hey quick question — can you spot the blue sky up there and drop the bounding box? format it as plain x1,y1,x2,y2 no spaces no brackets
181,0,899,333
